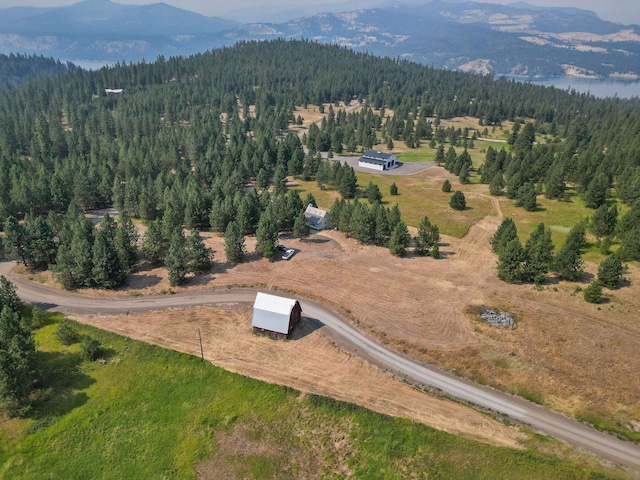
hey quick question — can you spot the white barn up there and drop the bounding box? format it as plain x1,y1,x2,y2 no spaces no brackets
358,150,397,171
251,292,302,339
304,204,330,230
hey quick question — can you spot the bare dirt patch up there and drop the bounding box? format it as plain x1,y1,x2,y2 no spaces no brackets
74,307,525,449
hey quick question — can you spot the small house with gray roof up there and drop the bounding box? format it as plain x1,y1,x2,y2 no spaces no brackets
304,204,330,230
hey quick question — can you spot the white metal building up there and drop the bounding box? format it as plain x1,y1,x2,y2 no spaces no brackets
358,150,397,171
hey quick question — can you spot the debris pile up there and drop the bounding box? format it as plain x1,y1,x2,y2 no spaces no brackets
480,309,514,328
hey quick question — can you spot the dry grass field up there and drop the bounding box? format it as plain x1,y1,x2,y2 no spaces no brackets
75,307,525,449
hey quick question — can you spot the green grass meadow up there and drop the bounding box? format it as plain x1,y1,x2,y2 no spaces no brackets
0,318,625,479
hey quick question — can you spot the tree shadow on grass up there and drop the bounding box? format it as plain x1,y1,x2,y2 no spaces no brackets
619,277,632,289
30,350,96,421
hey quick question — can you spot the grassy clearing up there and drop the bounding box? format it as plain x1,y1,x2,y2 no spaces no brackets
500,190,590,248
293,171,494,238
0,318,624,479
499,191,629,262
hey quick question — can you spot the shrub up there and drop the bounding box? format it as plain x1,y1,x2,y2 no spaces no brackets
56,320,80,345
27,307,48,330
583,280,603,304
81,336,104,361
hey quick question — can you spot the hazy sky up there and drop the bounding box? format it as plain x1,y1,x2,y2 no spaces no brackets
0,0,637,25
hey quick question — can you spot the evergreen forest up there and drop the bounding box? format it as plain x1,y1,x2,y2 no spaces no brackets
1,39,640,288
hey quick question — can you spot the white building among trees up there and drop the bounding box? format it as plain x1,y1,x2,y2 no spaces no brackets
358,150,397,171
304,204,330,230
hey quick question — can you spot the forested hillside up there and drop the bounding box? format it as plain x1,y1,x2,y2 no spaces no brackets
0,39,639,288
0,53,75,86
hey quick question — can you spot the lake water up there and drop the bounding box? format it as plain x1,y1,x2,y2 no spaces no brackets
507,76,640,99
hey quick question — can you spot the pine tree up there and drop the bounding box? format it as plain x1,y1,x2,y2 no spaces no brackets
53,217,94,289
387,204,402,232
255,210,278,259
523,223,554,284
186,229,212,273
304,193,317,208
338,164,357,199
166,230,188,286
0,305,37,411
441,179,451,193
619,227,640,262
92,228,125,289
597,253,623,289
554,224,585,282
583,280,602,304
449,190,466,211
458,164,470,184
2,216,27,267
115,212,138,270
374,204,391,246
584,173,609,209
389,182,398,196
415,216,439,256
515,182,537,211
489,172,505,196
389,220,410,257
565,221,587,251
435,144,445,166
293,211,310,241
184,178,209,230
0,276,19,314
141,221,166,265
590,204,617,239
364,182,382,203
236,192,260,236
161,205,181,243
224,221,245,264
497,238,526,284
23,214,56,271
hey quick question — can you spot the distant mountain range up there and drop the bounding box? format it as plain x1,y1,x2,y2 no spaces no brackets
1,0,639,79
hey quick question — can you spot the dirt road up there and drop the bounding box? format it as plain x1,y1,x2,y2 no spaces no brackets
1,261,639,471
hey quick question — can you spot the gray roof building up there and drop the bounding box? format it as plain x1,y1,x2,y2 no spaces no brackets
304,204,330,230
359,150,397,171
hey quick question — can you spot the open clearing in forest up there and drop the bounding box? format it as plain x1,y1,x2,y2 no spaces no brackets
292,166,494,238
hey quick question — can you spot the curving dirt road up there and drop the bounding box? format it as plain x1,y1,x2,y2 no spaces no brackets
1,261,639,471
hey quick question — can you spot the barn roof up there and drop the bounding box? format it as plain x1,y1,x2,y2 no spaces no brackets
251,292,300,334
